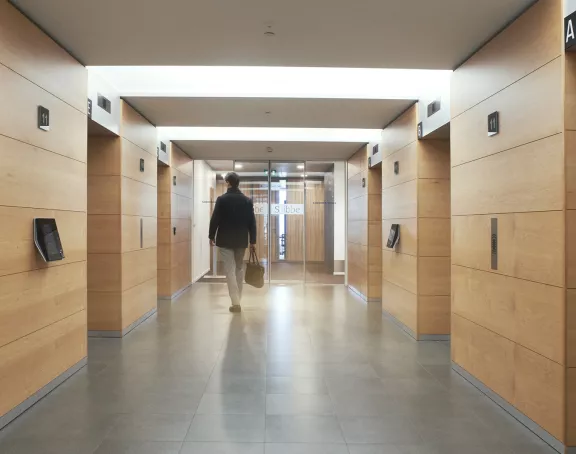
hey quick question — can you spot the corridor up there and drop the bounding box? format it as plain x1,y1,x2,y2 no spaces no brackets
0,284,556,454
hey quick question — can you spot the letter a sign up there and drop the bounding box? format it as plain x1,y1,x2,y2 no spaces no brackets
566,11,576,50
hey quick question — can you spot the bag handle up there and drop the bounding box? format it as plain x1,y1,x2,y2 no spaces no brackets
250,248,260,266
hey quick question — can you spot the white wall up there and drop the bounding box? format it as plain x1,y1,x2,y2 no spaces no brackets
192,160,216,282
87,70,121,135
418,77,451,137
334,161,346,262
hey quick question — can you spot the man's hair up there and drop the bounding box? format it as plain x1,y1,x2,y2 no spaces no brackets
225,172,240,188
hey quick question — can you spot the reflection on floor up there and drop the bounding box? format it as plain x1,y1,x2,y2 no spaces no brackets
201,262,344,285
0,284,557,453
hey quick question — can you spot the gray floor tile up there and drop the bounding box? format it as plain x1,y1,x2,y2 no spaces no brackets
338,416,423,444
266,378,328,395
105,413,193,442
412,416,501,445
180,442,265,453
265,415,345,443
332,394,401,417
266,394,333,415
267,362,324,378
264,443,350,453
186,415,265,442
347,445,514,454
93,440,183,453
0,439,101,454
197,393,266,415
206,376,267,394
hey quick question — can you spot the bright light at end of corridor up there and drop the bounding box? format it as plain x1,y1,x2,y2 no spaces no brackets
157,127,383,143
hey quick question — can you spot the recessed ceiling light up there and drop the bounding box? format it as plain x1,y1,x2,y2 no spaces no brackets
235,164,243,169
297,165,305,169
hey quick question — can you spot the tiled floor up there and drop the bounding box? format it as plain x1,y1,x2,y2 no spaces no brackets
0,284,559,453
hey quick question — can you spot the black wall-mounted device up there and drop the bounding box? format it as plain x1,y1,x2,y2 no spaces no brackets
386,224,400,249
140,158,145,172
97,94,112,114
33,218,64,262
394,161,399,175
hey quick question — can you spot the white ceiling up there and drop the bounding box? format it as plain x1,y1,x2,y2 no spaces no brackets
127,97,413,129
176,141,363,160
11,0,534,69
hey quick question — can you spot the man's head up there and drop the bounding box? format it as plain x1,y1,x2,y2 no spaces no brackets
225,172,240,189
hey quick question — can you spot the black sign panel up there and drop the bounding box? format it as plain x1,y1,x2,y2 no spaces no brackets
394,161,399,175
417,122,423,139
488,111,499,137
361,178,366,188
386,224,400,249
38,106,50,131
87,99,92,119
140,158,145,172
566,11,576,51
173,176,177,186
491,218,498,270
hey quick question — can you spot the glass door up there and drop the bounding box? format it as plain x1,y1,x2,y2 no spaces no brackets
269,162,305,283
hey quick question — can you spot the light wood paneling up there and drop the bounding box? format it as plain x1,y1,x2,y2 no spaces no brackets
87,292,121,331
0,262,86,348
122,277,157,330
566,53,576,130
382,142,417,190
382,249,417,294
452,265,564,364
121,138,157,187
87,215,121,254
418,218,450,257
348,243,367,297
418,179,450,218
348,220,368,246
566,133,576,211
88,176,121,215
382,180,417,220
382,280,417,333
348,194,368,222
368,270,382,300
452,134,564,216
383,218,417,257
569,291,576,367
158,270,171,297
0,1,88,113
171,146,193,176
381,106,417,156
418,296,450,335
87,253,121,293
452,314,515,403
0,63,87,163
348,172,365,200
0,135,87,212
121,215,157,253
452,212,564,288
368,166,382,195
120,102,157,155
452,58,563,168
418,257,450,296
514,346,564,440
0,311,87,417
122,247,157,291
87,136,121,175
172,169,193,199
368,221,382,249
450,0,561,118
122,177,157,217
348,146,367,178
567,368,576,444
0,207,86,277
368,194,382,222
418,140,450,179
172,193,192,220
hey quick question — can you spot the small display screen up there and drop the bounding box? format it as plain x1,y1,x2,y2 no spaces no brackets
34,218,65,262
386,224,400,249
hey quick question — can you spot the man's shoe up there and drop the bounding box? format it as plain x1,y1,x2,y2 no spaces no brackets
229,305,242,313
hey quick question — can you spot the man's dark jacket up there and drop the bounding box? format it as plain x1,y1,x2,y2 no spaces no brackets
209,188,257,249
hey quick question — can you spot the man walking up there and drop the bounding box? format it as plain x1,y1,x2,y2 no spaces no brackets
209,172,257,313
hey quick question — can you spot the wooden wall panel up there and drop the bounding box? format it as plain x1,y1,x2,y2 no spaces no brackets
452,58,563,167
121,138,158,187
568,291,576,367
122,278,157,330
87,292,121,331
418,218,450,257
348,172,365,200
418,140,451,179
382,249,417,294
0,311,87,418
171,149,193,176
453,212,564,288
567,132,576,210
382,181,417,219
418,257,450,296
122,216,157,252
87,215,121,254
381,142,417,189
88,176,121,215
0,207,86,277
122,178,157,217
452,134,564,216
172,193,192,220
120,103,157,155
418,179,450,218
87,254,121,292
450,0,561,118
381,106,417,156
348,194,368,222
0,1,88,113
418,296,450,335
87,136,121,175
381,280,417,333
0,63,87,162
0,262,86,348
122,247,157,292
452,265,564,364
348,220,368,246
567,368,576,444
347,146,367,177
0,136,87,212
173,169,193,199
